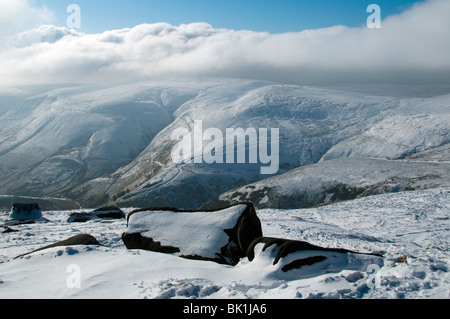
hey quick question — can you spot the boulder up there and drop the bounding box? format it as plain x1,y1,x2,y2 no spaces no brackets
1,225,19,233
5,203,48,226
246,237,383,279
67,212,92,223
67,205,125,223
92,206,126,219
10,203,42,219
14,234,101,259
122,202,262,265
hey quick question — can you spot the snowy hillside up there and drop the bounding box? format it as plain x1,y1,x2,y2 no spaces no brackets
63,82,450,208
0,80,209,202
202,157,450,210
0,188,448,299
0,79,448,210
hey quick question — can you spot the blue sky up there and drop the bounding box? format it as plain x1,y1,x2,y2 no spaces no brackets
35,0,425,34
2,0,448,86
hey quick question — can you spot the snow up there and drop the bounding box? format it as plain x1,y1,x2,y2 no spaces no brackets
206,157,450,209
125,205,247,258
1,79,448,210
321,114,450,160
0,188,448,299
111,83,450,209
0,79,448,300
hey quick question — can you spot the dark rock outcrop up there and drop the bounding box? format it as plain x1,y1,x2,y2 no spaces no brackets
1,225,19,233
67,205,125,223
4,203,48,226
92,206,126,219
14,234,101,259
67,212,92,223
122,202,262,265
10,203,42,219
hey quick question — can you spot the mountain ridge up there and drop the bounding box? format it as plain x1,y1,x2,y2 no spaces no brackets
0,79,448,209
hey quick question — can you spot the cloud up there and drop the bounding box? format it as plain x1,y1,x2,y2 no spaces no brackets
0,0,55,38
0,0,449,86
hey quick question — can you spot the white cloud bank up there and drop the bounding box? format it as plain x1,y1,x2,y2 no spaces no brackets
0,0,54,38
0,0,449,86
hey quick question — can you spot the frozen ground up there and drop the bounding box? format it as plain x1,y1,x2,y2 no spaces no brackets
0,188,448,299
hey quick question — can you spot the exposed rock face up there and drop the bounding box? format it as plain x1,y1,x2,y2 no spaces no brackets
10,203,42,220
122,203,263,265
67,206,125,223
4,203,47,226
67,212,92,223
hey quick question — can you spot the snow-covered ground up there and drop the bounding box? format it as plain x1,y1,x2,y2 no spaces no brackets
1,188,448,299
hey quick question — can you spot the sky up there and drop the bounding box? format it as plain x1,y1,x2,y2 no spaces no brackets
0,0,449,87
30,0,425,34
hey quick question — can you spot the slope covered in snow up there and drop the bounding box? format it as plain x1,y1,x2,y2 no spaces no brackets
70,82,450,209
0,80,207,201
0,188,448,299
0,79,448,210
202,157,450,210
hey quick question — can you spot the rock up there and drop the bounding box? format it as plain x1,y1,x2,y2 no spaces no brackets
14,234,101,259
247,237,383,279
122,202,263,265
92,206,126,219
10,203,42,219
67,205,125,223
67,212,92,223
345,271,365,283
0,196,80,211
4,203,48,226
1,225,19,233
4,219,39,226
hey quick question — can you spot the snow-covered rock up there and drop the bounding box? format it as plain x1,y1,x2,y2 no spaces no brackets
4,202,48,226
245,237,383,280
122,203,262,265
9,203,42,220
